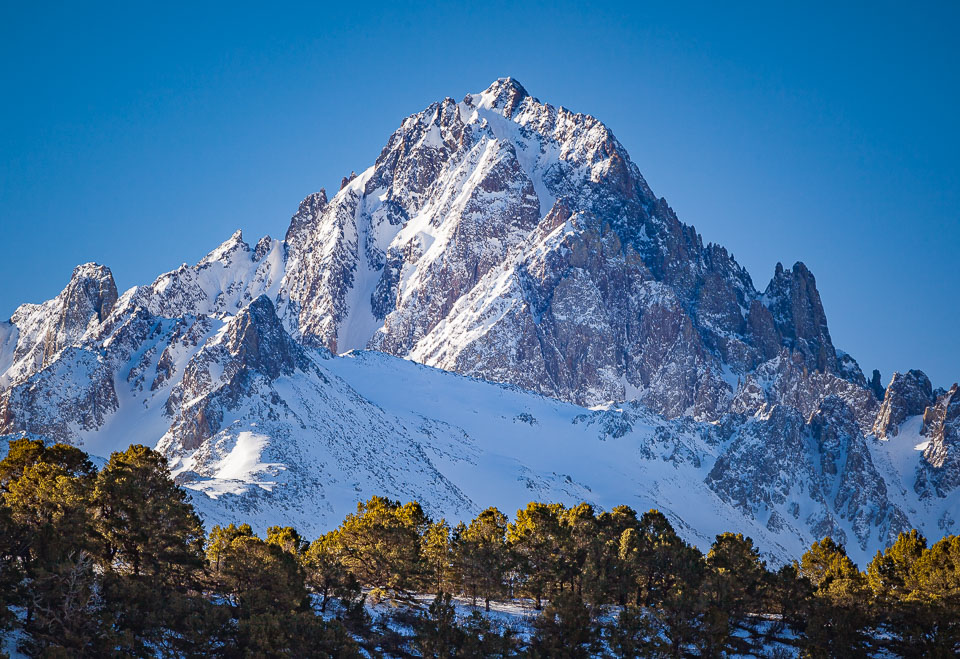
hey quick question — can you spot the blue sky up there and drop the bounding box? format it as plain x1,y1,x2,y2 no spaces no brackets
1,1,957,387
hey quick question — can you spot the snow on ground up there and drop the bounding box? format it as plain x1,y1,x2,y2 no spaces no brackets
868,414,959,542
318,350,804,561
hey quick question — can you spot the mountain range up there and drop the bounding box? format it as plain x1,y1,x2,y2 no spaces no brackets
1,78,956,565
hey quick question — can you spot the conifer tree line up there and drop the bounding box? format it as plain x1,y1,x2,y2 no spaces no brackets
2,438,960,657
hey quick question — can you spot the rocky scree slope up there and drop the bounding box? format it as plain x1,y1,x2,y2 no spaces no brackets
0,79,957,563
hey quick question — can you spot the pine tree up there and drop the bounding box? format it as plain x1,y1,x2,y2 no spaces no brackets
0,504,22,633
559,503,600,600
237,611,360,657
456,507,509,611
414,592,465,657
902,534,960,654
529,592,601,659
656,541,706,658
421,518,453,596
335,496,428,596
266,525,308,555
594,504,639,605
618,509,685,608
798,537,872,657
304,529,361,613
207,522,254,586
1,440,101,652
605,605,670,658
92,444,204,584
702,532,768,653
867,529,926,602
220,534,309,618
507,502,565,609
459,610,521,658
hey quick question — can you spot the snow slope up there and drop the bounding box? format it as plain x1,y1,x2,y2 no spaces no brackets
1,79,958,568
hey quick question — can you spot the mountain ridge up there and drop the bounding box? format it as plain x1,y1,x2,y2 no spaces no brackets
0,78,956,564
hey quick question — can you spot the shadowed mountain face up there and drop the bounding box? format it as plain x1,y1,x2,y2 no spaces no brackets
0,79,956,563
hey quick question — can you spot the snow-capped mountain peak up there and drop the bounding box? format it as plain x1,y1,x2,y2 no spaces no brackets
1,79,957,564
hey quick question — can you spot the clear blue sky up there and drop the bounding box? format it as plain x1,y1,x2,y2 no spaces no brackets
1,1,957,387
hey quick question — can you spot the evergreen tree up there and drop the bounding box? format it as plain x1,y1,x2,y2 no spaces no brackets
459,610,521,658
207,522,254,586
414,592,465,657
507,502,565,609
702,532,768,654
900,534,960,655
266,524,308,555
92,445,209,653
335,496,428,596
798,537,872,657
456,507,510,611
421,518,453,596
0,504,22,633
304,529,361,613
237,611,360,657
559,503,601,600
594,504,639,605
656,541,707,659
220,534,308,618
1,440,101,653
528,592,601,659
92,444,205,584
867,528,926,602
618,509,684,608
605,605,670,658
0,439,95,492
912,534,960,599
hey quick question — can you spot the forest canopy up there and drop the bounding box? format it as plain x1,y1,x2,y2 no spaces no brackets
1,438,959,657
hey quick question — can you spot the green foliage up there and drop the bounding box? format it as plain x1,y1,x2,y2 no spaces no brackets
702,532,768,654
0,439,94,490
220,534,308,617
528,592,601,658
304,529,361,613
867,531,960,655
798,537,872,657
558,503,601,601
507,502,565,609
454,507,509,610
93,444,205,583
0,439,100,653
421,518,453,595
618,509,685,608
207,522,254,583
237,612,359,657
414,592,464,657
9,438,960,656
334,496,427,595
867,528,926,601
0,505,23,631
458,610,521,658
605,605,670,658
266,524,308,555
593,505,639,605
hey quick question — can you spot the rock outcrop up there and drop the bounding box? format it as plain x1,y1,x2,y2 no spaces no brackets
917,384,960,497
873,370,934,438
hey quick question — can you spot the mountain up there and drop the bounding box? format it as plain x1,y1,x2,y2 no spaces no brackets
0,78,956,564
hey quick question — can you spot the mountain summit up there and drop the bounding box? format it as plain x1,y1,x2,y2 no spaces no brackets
0,80,956,563
278,78,857,419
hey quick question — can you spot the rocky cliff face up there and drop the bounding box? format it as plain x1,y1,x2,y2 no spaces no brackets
0,263,117,387
0,79,956,561
916,385,960,498
873,370,934,438
273,78,870,422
